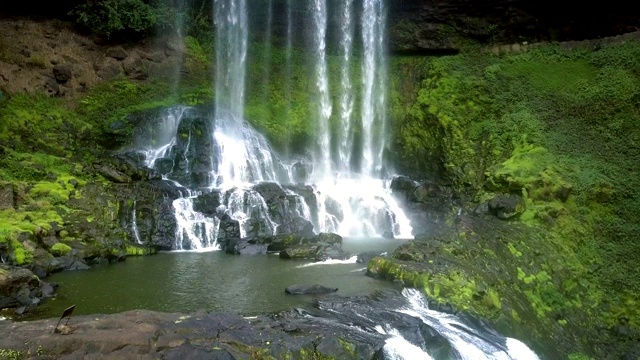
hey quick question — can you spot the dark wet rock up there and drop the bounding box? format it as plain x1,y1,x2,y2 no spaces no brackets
0,264,56,309
318,232,342,245
284,284,338,295
223,237,268,255
387,1,640,55
488,194,526,220
413,181,444,203
277,215,315,237
253,181,287,204
218,217,241,243
251,182,317,236
474,201,490,216
390,175,418,200
192,190,222,216
44,76,59,96
0,287,548,359
95,165,131,183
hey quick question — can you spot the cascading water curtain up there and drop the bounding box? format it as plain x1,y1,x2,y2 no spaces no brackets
214,0,248,122
311,0,333,179
337,0,355,174
361,0,388,177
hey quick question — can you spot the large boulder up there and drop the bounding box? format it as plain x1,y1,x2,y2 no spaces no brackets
488,194,526,220
279,233,347,261
0,264,56,309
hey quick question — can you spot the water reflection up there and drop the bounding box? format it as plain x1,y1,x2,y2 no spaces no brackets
35,238,405,319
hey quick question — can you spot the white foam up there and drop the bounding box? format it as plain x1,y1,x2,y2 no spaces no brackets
296,256,358,268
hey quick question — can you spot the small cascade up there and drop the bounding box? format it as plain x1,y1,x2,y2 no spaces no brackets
315,177,412,238
379,327,434,359
222,188,278,238
131,200,143,244
391,289,541,360
212,120,286,186
173,194,220,251
315,289,540,360
310,0,333,178
136,107,187,168
312,187,341,234
286,188,312,221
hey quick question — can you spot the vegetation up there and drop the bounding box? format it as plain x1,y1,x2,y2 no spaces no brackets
388,40,640,358
68,0,214,40
1,5,639,357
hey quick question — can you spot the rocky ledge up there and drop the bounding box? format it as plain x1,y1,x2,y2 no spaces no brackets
0,289,532,360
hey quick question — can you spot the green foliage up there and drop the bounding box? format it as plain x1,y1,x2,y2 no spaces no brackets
184,36,210,64
392,40,640,356
243,43,316,152
0,348,23,360
69,0,158,38
78,79,176,133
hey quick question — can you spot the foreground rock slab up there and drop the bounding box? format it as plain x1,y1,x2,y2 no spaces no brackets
0,309,380,359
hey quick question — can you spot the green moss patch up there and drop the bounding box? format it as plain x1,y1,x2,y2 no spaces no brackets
50,243,72,257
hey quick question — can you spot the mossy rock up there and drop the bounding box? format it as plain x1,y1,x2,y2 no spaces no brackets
50,242,72,257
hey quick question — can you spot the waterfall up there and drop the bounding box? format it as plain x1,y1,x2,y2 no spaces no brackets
284,0,293,157
337,0,355,173
131,200,143,244
173,193,221,251
214,0,248,122
310,0,333,178
130,0,414,251
262,0,273,105
361,0,388,177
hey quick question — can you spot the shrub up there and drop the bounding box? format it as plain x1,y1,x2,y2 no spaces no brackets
69,0,158,38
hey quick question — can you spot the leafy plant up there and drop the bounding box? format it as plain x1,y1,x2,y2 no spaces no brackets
69,0,159,38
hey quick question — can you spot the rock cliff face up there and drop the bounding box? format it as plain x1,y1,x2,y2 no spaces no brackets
387,0,640,53
4,1,638,59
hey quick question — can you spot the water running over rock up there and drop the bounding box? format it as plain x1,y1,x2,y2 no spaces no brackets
125,0,413,250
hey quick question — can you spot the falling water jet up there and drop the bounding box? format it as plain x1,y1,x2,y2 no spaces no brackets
337,0,355,173
361,0,388,177
214,0,248,123
310,0,333,179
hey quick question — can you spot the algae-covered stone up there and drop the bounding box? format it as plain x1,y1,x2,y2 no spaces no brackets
126,245,157,256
